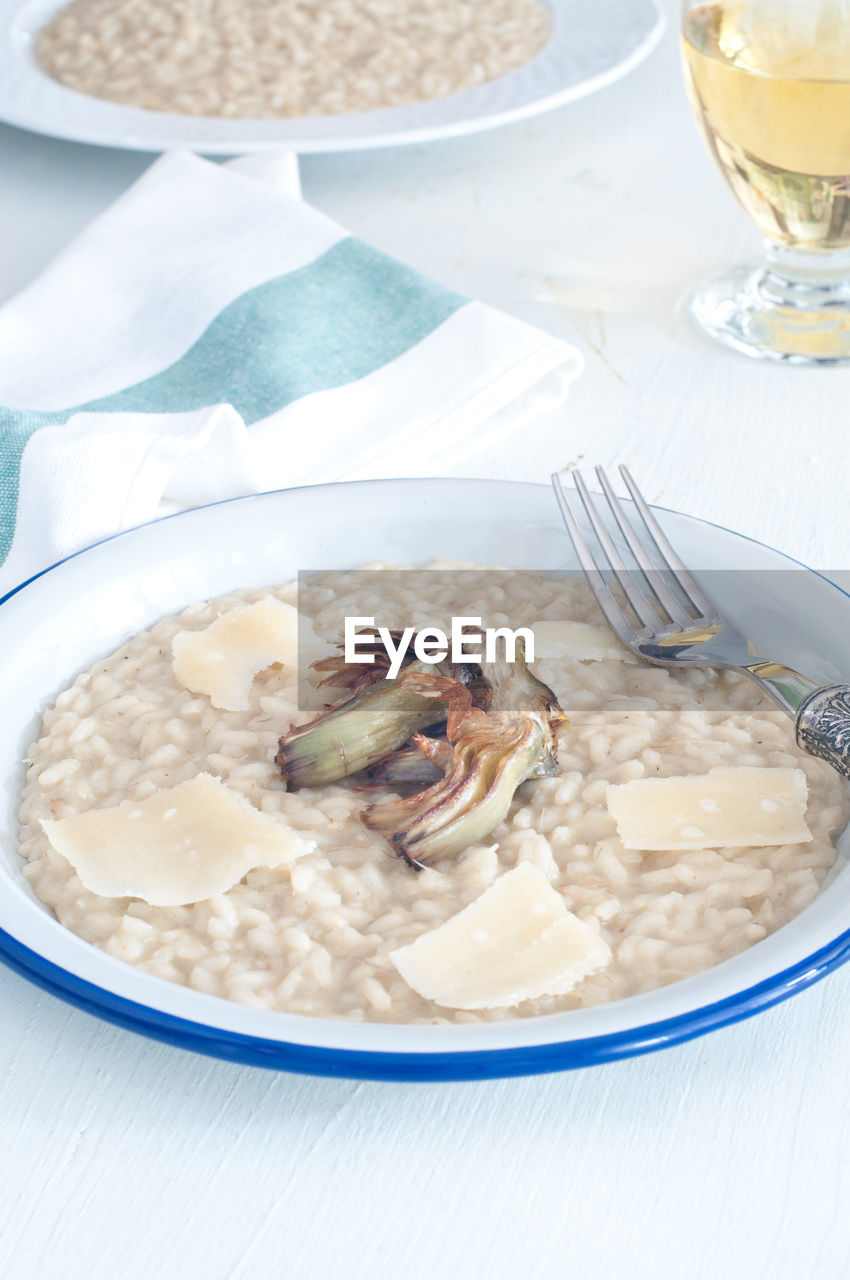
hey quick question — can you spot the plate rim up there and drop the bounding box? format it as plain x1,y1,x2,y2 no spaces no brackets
0,0,665,153
1,476,849,1081
2,917,849,1081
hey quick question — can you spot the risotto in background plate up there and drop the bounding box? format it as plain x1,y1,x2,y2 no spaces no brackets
35,0,551,119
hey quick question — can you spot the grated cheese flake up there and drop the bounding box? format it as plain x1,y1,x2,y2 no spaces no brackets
172,597,300,711
606,766,812,851
389,863,611,1010
42,773,314,906
530,619,635,663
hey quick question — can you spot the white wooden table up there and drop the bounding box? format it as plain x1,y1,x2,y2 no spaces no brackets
2,4,850,1276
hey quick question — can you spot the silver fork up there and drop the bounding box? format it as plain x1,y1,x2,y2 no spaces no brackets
551,465,850,780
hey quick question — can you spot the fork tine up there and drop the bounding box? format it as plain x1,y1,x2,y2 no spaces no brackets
594,466,696,627
550,472,635,644
571,470,661,631
618,466,718,620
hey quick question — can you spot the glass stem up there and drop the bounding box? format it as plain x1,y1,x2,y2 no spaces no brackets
759,240,850,309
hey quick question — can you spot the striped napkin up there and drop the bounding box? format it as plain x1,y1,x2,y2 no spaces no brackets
0,150,582,598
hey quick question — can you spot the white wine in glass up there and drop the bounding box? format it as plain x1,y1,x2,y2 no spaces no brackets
682,0,850,363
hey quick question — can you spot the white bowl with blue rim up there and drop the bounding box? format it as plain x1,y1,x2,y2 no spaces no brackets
1,478,848,1081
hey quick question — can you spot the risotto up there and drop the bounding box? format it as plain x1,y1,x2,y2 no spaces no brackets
35,0,551,119
17,567,849,1024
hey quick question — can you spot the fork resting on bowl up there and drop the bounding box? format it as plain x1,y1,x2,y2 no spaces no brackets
552,465,850,781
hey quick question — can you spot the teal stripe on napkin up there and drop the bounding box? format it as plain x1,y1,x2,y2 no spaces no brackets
0,237,466,567
0,411,53,571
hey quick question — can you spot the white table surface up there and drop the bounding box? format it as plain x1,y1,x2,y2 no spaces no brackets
2,3,850,1277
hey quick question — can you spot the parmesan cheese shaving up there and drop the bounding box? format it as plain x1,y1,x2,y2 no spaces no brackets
389,863,611,1010
531,619,635,663
606,766,812,851
42,773,315,906
172,598,301,711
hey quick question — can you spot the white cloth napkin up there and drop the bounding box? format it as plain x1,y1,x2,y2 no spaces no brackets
0,150,583,597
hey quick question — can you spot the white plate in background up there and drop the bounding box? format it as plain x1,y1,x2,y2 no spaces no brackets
0,0,664,153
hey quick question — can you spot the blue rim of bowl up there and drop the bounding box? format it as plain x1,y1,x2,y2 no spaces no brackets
1,477,848,1081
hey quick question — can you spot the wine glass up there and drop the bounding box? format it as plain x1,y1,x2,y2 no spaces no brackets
682,0,850,364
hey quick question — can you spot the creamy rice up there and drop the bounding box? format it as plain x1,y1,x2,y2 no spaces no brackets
18,567,849,1024
35,0,551,119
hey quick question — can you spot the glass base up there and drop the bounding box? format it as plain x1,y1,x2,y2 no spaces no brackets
692,256,850,366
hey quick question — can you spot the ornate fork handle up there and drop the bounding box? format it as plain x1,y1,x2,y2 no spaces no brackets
747,664,850,779
795,685,850,780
